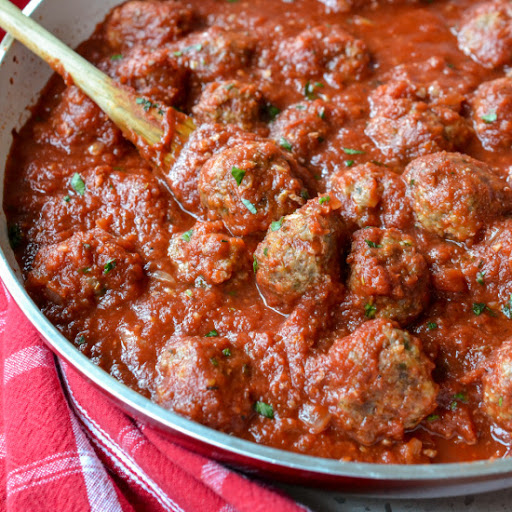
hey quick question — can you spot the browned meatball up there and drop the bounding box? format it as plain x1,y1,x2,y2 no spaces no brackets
255,198,343,312
172,27,255,84
199,140,309,236
348,228,430,324
166,124,260,215
463,220,512,306
192,80,264,131
366,80,472,162
277,25,370,87
307,319,437,445
472,77,512,150
329,162,413,230
169,221,250,285
482,341,512,431
26,228,145,319
154,335,252,432
104,0,195,50
404,152,510,242
270,100,336,163
34,86,123,152
458,0,512,69
114,47,188,107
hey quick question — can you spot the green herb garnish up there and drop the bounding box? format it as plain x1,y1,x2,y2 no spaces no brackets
242,198,257,214
181,230,193,242
222,348,232,356
472,302,487,316
279,137,293,151
8,224,22,249
365,240,382,248
427,322,438,331
205,329,219,337
318,195,330,205
481,110,497,124
343,147,365,155
271,218,283,231
364,303,377,319
71,173,86,196
503,295,512,319
231,166,246,186
103,259,117,274
345,160,355,167
254,401,274,419
253,255,259,273
110,54,123,61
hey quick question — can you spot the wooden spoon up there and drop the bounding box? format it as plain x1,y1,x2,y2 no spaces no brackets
0,0,195,169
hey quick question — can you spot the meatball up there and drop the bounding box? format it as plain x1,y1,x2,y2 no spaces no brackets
270,100,336,163
483,341,512,431
255,198,344,312
104,0,195,50
404,152,510,242
366,80,472,163
154,335,252,432
166,124,260,215
329,162,413,230
463,219,512,305
34,86,123,152
307,319,437,445
169,221,250,285
458,0,512,69
173,27,255,84
472,77,512,151
277,25,370,87
199,140,309,236
347,228,430,324
192,80,264,131
26,229,145,319
114,47,188,107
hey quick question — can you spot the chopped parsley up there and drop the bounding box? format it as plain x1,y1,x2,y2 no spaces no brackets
499,396,504,407
476,271,485,285
481,110,497,124
453,392,468,403
427,414,440,422
71,173,86,196
241,198,257,214
77,335,87,346
181,230,193,242
185,289,193,297
254,401,274,419
503,295,512,319
110,54,123,61
183,43,203,53
345,160,355,167
205,329,219,337
365,239,382,248
318,107,326,119
231,166,246,186
265,104,280,120
270,218,283,231
472,302,488,316
343,147,365,155
279,137,293,151
103,259,117,274
222,348,232,356
450,400,458,411
364,303,377,319
210,357,219,366
300,189,310,200
263,247,268,256
136,97,164,115
427,322,438,331
79,267,91,274
224,83,235,90
304,81,324,100
8,224,22,249
253,255,259,273
64,195,71,203
318,195,330,205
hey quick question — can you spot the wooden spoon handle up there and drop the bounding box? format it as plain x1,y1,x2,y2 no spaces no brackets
0,0,194,164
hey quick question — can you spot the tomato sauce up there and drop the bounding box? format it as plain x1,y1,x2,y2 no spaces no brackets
4,0,512,464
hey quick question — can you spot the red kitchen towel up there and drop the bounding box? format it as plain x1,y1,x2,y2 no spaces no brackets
0,281,310,511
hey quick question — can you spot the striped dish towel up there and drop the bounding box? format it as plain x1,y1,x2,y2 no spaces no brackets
0,282,310,512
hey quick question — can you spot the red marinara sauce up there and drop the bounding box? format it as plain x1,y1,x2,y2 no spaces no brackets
5,0,512,464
